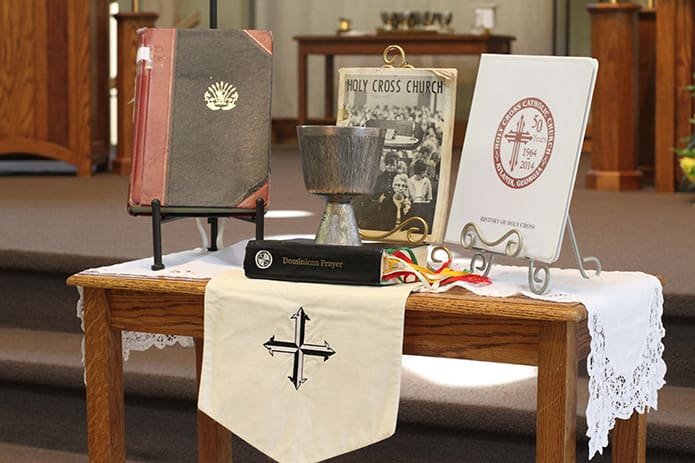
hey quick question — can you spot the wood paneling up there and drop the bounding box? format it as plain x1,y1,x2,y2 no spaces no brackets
46,2,69,145
586,3,642,191
89,0,112,172
655,0,695,192
0,0,109,176
638,8,656,185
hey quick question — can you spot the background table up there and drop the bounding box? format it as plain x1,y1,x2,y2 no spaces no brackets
294,33,515,126
67,271,646,463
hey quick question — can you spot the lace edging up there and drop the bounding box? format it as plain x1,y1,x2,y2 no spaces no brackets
120,331,195,361
75,287,194,383
585,284,666,459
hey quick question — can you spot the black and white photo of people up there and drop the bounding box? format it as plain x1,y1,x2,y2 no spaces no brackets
345,103,444,234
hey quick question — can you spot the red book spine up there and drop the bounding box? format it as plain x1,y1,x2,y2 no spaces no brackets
128,28,177,212
128,29,153,209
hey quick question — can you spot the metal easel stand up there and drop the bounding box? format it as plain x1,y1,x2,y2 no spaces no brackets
150,198,265,271
460,216,601,295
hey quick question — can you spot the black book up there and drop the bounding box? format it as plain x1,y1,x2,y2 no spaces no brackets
244,239,428,286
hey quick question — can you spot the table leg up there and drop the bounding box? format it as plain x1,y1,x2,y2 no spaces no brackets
82,287,126,462
298,46,308,125
195,338,232,462
611,412,647,462
325,54,334,119
537,320,578,463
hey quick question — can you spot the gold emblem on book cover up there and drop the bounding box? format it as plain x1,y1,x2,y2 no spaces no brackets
204,81,239,111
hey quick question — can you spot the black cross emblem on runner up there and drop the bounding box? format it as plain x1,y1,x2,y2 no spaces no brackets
504,114,533,172
263,307,335,390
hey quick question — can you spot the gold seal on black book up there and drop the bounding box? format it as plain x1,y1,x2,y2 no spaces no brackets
244,239,428,286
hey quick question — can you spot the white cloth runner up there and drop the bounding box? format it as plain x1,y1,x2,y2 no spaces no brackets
427,262,667,459
198,269,415,463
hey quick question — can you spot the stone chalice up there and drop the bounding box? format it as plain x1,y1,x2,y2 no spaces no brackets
297,125,386,245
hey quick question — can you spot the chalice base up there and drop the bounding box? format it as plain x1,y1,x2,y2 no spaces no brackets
315,196,362,246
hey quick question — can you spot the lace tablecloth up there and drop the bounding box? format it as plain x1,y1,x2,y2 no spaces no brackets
75,240,666,459
75,245,248,359
431,262,666,458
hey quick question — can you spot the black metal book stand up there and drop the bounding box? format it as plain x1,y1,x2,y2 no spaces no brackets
148,0,265,271
149,198,265,270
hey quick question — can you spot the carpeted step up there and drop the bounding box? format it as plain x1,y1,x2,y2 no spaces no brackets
397,356,695,456
1,327,694,457
0,381,546,463
0,328,196,399
0,443,89,463
3,379,695,463
0,251,122,335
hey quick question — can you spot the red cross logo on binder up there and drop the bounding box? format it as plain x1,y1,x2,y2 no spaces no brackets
503,115,533,172
493,97,555,189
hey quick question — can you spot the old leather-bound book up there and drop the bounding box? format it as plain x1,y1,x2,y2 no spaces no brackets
128,28,272,215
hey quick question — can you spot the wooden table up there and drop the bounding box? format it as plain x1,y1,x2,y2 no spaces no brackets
67,272,646,462
294,33,515,125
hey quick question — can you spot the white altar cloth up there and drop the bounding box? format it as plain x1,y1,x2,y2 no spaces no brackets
76,239,666,460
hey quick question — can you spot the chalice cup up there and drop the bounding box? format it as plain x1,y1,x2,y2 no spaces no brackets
297,125,386,246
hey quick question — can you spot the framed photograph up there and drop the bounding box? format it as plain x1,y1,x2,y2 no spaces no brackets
336,66,457,244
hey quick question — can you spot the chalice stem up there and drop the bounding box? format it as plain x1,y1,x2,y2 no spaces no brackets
315,195,361,246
